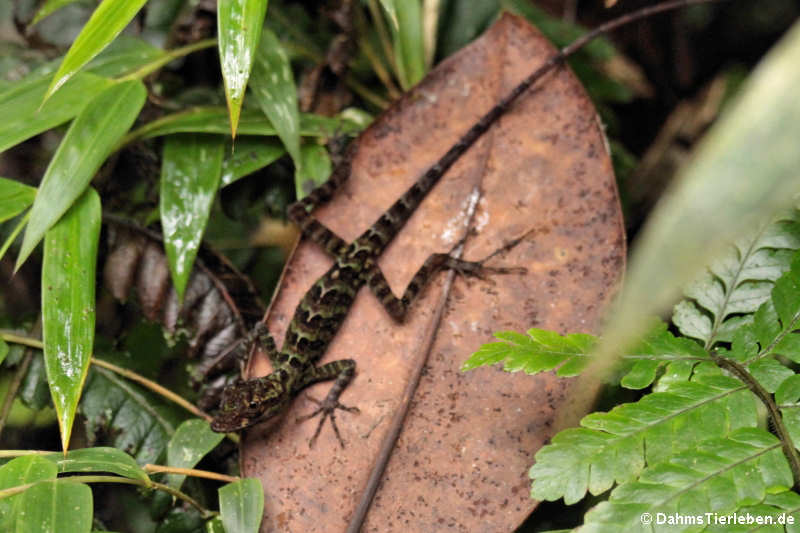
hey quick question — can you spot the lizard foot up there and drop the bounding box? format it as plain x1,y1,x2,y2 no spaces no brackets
297,395,360,449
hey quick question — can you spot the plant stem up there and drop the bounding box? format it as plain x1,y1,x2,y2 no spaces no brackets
711,352,800,489
144,464,239,483
0,322,40,440
366,0,398,77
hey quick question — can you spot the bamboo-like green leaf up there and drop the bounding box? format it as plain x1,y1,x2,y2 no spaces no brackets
219,478,264,533
16,80,145,269
122,107,361,146
0,338,7,366
166,419,224,489
0,178,36,223
221,138,285,187
218,0,269,137
296,144,331,199
42,188,102,452
0,72,115,153
379,0,426,88
585,19,800,389
250,28,301,170
31,0,83,25
160,135,224,300
17,480,92,533
0,456,57,531
84,36,165,78
44,0,148,101
46,447,148,482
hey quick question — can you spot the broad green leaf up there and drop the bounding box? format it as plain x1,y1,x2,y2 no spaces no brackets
0,212,30,263
42,188,102,451
0,71,115,153
206,517,225,533
81,365,183,464
0,456,57,531
219,478,264,533
160,135,224,300
587,20,800,389
221,138,285,187
380,0,425,88
122,107,361,145
0,178,36,223
17,480,92,533
250,28,301,171
296,144,331,199
218,0,269,137
46,447,148,481
166,419,224,489
31,0,83,25
44,0,148,100
17,80,146,268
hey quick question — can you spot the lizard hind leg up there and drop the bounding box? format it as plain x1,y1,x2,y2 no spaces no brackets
295,359,359,448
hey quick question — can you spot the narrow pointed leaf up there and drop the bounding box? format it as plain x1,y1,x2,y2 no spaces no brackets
221,137,285,187
17,480,92,533
44,0,148,101
295,144,331,199
31,0,82,25
166,419,224,489
0,456,57,531
250,28,301,170
219,478,264,533
0,178,36,223
17,80,145,268
379,0,426,87
46,447,148,481
0,72,115,153
160,135,224,300
42,188,102,451
84,36,165,78
123,108,361,144
217,0,269,137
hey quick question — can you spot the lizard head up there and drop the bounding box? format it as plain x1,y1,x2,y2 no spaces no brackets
210,373,291,433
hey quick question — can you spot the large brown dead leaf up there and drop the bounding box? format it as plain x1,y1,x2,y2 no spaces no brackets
241,13,625,532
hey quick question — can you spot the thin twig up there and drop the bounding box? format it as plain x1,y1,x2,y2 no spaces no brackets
144,464,239,483
366,0,399,77
0,322,41,440
345,1,730,531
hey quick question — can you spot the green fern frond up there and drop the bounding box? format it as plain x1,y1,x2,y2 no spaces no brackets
460,328,595,376
530,375,754,504
577,429,794,533
462,322,707,390
673,209,800,349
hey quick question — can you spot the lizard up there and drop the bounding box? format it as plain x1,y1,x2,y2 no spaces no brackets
208,24,576,444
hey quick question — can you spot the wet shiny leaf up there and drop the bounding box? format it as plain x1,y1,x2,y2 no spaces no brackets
218,0,269,137
42,188,102,451
47,447,148,481
219,478,264,533
166,419,223,489
0,456,57,531
160,135,224,300
16,80,145,269
250,28,301,170
221,137,285,187
44,0,148,100
16,480,92,533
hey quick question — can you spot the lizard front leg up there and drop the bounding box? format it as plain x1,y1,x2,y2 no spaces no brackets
295,359,358,448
